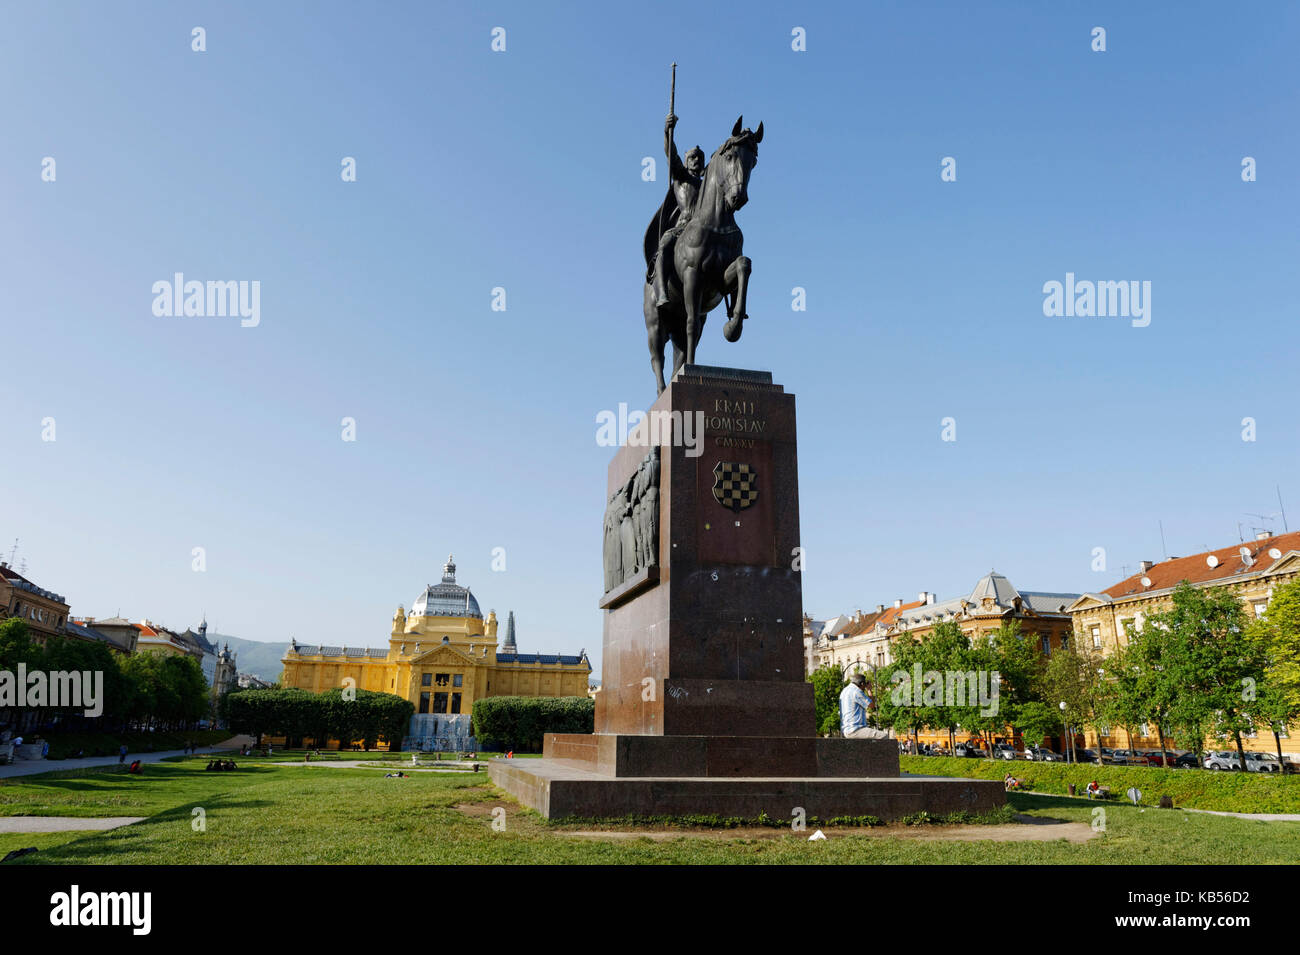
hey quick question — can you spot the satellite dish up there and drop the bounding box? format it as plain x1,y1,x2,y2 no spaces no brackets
1206,555,1219,568
1269,547,1283,560
1240,546,1255,566
1140,576,1152,588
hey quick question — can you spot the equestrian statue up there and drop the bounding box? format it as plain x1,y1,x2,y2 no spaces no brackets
643,66,762,394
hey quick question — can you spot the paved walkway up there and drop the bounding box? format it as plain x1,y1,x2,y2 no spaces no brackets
0,738,244,780
1013,788,1300,821
280,760,480,773
0,816,145,833
1183,808,1300,822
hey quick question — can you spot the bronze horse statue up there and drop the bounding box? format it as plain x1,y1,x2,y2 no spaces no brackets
643,115,763,394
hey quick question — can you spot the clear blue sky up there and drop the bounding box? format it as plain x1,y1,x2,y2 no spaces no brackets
3,2,1297,678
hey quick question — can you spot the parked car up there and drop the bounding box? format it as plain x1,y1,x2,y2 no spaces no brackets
1072,748,1101,763
1112,749,1150,766
1025,747,1065,762
1204,751,1242,770
1244,752,1282,773
1141,750,1177,767
992,744,1017,760
1170,751,1202,769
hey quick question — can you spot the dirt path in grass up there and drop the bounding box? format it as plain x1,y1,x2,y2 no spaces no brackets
0,816,145,833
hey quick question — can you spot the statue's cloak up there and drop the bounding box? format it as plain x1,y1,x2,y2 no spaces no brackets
643,184,680,268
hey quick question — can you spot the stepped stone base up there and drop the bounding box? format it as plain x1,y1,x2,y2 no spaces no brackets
544,732,900,778
488,732,1006,820
489,754,1006,821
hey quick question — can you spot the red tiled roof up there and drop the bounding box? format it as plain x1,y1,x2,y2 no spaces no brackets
875,600,925,628
840,611,885,637
1103,530,1300,600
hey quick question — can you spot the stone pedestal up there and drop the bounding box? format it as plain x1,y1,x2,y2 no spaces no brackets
489,366,1005,820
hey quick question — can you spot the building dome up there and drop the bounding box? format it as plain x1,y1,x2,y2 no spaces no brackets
410,555,482,619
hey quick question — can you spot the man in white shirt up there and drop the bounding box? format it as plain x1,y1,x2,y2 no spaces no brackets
839,673,893,739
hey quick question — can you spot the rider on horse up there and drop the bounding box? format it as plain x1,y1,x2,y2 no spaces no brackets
647,112,705,314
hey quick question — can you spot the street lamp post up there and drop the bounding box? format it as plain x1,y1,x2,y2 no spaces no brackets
1059,701,1071,763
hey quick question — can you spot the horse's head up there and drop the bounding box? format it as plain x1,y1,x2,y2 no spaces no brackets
709,115,763,212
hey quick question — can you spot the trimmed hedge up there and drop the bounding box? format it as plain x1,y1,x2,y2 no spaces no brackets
223,688,413,749
902,755,1300,813
471,696,594,752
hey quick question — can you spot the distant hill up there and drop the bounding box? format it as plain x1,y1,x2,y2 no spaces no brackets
209,634,289,685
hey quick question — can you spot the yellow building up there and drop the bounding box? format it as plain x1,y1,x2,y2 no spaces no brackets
1068,529,1300,758
279,556,591,749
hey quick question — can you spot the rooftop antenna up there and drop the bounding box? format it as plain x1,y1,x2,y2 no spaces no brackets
7,538,16,565
1279,486,1290,533
1158,520,1168,560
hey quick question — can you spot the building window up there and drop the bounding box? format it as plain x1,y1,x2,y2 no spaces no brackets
453,674,463,687
451,693,462,714
1139,723,1149,737
421,673,432,687
1060,632,1069,650
419,692,430,714
1254,602,1269,619
435,673,450,687
1091,626,1102,649
1041,636,1051,656
433,692,449,713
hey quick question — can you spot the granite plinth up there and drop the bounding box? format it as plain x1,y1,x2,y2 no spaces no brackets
488,756,1007,821
597,369,805,737
544,733,899,778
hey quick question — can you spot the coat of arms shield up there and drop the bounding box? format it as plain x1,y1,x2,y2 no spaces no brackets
711,461,758,513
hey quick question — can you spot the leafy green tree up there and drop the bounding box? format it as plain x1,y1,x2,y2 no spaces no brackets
1146,582,1267,770
1248,578,1300,747
876,635,928,749
1014,700,1062,750
807,663,844,736
1040,640,1106,760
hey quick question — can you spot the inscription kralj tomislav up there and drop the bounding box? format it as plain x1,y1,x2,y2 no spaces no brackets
643,65,763,394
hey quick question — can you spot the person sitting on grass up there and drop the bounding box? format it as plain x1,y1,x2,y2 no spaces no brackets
128,760,142,775
1086,780,1102,798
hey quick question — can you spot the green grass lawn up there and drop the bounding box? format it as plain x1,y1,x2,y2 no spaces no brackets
1,758,1297,864
903,755,1300,813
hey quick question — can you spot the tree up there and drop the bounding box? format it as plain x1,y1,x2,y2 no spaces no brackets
1014,700,1062,750
876,636,928,750
1146,582,1267,770
1040,640,1106,760
807,663,844,736
1245,578,1300,765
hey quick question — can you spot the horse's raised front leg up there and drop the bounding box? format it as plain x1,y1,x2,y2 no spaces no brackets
722,256,751,343
681,266,701,365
